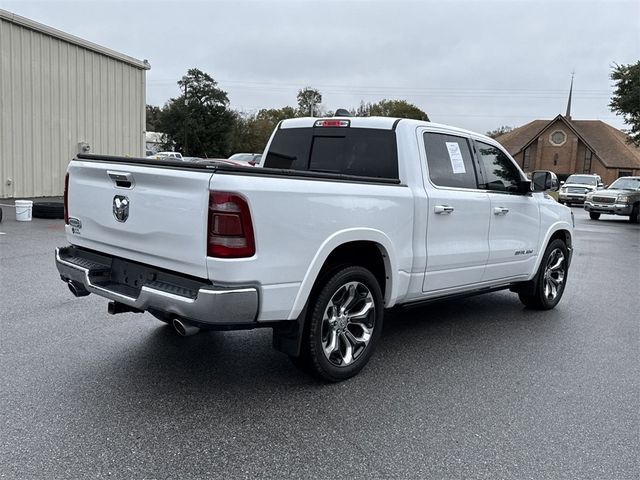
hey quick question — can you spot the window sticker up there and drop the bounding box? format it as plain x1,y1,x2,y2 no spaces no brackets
445,142,466,174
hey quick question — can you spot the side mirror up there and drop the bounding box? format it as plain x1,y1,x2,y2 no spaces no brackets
560,180,565,186
532,170,559,192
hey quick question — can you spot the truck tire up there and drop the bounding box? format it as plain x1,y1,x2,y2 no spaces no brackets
298,266,384,382
518,238,569,310
589,212,600,220
32,202,65,219
629,204,639,224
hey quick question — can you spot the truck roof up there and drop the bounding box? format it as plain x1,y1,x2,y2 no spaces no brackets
279,116,494,142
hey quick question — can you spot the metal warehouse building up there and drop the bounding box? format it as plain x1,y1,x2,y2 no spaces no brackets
0,9,150,198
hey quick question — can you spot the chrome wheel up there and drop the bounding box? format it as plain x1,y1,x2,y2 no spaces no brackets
321,281,376,367
543,248,565,301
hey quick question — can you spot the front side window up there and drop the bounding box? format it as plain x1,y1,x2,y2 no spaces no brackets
476,142,523,193
423,133,478,189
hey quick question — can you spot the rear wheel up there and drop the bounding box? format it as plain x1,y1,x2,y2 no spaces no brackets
629,204,639,224
589,212,601,220
518,239,569,310
297,266,383,381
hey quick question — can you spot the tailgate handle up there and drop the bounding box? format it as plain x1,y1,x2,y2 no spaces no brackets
107,171,135,189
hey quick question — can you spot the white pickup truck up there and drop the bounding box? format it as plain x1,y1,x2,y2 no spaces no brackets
56,116,574,381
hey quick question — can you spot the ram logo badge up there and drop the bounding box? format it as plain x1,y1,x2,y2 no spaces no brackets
113,195,130,223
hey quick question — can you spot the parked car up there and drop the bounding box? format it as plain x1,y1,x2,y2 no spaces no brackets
56,117,573,381
228,153,261,165
584,176,640,223
146,151,183,161
558,174,604,205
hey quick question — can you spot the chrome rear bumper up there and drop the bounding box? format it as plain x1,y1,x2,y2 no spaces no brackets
55,246,258,326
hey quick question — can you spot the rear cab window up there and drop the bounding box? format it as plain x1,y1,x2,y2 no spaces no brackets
264,126,399,179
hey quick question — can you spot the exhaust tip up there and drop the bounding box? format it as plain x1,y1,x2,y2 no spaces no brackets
172,318,200,337
67,280,89,297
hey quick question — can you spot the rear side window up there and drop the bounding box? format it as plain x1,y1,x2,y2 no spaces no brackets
264,127,398,179
423,132,478,189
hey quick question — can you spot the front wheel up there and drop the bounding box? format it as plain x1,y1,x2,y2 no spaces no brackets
589,212,601,220
518,239,569,310
300,266,383,382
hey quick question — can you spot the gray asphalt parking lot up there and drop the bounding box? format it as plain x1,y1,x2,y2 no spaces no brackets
1,206,638,479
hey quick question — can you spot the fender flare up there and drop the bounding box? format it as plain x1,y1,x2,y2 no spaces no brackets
286,228,398,320
531,221,573,276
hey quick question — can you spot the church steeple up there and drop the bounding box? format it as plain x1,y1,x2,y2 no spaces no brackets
565,72,574,120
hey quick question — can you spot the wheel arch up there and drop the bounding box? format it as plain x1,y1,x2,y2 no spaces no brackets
531,222,573,276
286,229,397,321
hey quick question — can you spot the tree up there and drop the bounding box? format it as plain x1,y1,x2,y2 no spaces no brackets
229,107,297,153
145,105,163,131
368,99,429,121
158,68,234,157
486,125,514,139
610,61,640,146
297,87,322,116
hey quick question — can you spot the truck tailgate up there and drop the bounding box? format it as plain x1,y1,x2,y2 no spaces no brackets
66,160,213,278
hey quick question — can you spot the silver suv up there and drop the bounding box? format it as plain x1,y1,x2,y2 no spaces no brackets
584,176,640,223
559,174,604,205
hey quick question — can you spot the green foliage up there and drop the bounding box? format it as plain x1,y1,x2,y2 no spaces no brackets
145,105,162,131
297,87,322,116
486,125,514,139
610,61,640,146
230,107,297,153
354,99,429,121
146,73,436,156
158,68,234,157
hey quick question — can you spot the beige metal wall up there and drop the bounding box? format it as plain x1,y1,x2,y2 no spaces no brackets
0,16,147,198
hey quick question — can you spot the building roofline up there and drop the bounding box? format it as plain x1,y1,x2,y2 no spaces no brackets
0,9,150,70
515,115,631,169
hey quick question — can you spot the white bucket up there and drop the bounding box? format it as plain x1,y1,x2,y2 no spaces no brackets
15,200,33,221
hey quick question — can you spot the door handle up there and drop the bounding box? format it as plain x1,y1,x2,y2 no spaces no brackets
493,207,509,215
434,205,455,214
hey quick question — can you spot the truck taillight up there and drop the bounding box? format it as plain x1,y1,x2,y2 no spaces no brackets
64,173,69,224
207,192,255,258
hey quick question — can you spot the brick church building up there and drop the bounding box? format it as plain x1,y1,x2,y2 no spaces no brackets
496,80,640,186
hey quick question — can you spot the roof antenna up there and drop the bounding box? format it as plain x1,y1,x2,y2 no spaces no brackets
565,71,574,120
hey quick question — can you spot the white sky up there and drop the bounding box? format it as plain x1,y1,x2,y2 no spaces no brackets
2,0,639,133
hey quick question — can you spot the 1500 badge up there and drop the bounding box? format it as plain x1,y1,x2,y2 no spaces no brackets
68,217,82,235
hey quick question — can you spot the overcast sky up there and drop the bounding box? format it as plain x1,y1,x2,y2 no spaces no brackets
2,0,638,133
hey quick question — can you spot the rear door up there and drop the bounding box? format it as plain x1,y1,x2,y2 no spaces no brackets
66,160,213,278
474,141,540,281
421,131,491,292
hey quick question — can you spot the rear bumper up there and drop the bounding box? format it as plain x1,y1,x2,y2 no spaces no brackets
55,246,258,326
583,202,632,215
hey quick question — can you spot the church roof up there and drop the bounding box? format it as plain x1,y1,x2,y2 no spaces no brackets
496,115,640,170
